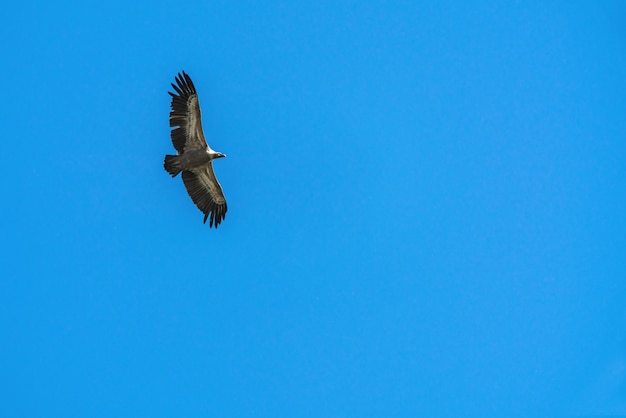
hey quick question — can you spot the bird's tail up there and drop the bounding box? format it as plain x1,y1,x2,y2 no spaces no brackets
164,155,182,177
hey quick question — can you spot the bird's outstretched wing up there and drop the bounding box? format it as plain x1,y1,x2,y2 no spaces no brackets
181,164,228,228
169,71,209,153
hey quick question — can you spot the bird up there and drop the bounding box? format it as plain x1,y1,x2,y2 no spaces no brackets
164,71,228,228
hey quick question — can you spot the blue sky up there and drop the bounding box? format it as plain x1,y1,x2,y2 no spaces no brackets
1,1,625,416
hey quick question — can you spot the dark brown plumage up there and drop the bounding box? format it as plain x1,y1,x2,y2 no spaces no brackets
164,71,228,228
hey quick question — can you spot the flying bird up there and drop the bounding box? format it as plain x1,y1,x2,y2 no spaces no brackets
164,71,228,228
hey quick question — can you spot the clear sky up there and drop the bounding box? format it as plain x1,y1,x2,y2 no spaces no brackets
1,1,625,416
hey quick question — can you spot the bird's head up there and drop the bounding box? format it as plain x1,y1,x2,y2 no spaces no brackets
209,151,226,160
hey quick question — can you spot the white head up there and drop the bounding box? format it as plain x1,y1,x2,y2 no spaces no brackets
209,150,226,160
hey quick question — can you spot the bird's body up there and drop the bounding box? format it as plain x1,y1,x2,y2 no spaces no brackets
177,148,222,169
164,71,228,228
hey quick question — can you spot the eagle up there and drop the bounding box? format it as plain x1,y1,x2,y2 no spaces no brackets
164,71,228,228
